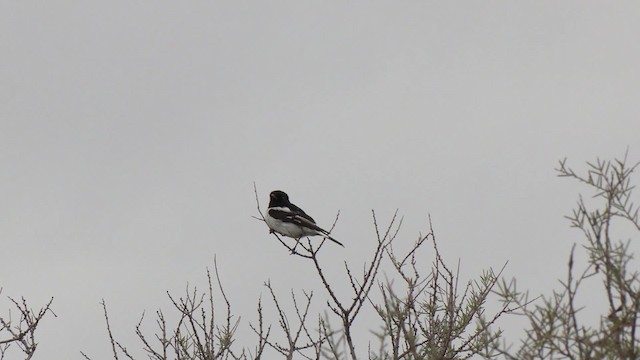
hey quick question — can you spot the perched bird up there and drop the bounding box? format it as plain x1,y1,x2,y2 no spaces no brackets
265,190,344,247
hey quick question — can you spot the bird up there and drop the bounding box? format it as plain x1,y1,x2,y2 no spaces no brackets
264,190,344,247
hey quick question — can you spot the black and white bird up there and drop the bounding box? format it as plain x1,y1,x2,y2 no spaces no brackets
265,190,344,247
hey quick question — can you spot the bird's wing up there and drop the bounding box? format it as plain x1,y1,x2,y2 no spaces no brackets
268,208,326,234
287,203,315,223
268,207,344,247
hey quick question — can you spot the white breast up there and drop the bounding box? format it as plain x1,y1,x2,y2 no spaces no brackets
264,208,306,238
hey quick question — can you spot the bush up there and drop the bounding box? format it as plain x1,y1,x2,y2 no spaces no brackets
6,154,640,359
490,155,640,359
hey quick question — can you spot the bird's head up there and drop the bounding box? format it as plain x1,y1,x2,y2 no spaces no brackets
269,190,290,206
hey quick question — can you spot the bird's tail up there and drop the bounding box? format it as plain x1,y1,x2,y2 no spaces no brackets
323,233,344,247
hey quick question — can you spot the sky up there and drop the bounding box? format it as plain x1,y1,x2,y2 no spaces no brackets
1,1,640,359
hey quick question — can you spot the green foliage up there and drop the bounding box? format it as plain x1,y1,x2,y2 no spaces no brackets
491,154,640,359
370,235,508,360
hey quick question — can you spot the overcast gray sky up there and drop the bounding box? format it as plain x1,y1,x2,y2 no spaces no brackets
2,2,640,359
